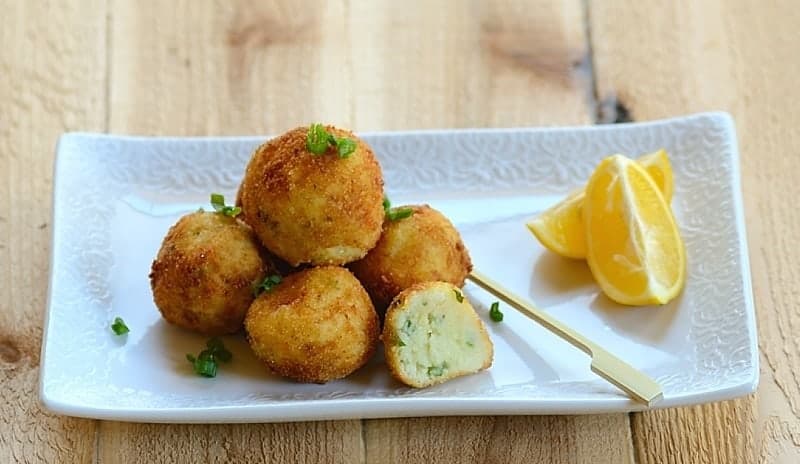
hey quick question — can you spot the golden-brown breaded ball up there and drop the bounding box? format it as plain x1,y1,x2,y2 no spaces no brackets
239,126,385,267
149,211,270,335
245,266,379,383
349,205,472,313
382,281,494,388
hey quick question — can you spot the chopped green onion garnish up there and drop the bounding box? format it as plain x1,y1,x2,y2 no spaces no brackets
334,137,357,158
306,123,357,158
453,290,464,303
210,193,225,208
386,207,414,221
306,123,332,155
489,301,504,322
254,274,282,297
210,193,241,217
206,337,233,362
427,363,447,377
192,355,217,377
383,195,413,221
110,317,129,335
186,337,233,378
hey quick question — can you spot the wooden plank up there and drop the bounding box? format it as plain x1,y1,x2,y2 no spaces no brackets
590,0,800,462
341,0,593,130
365,415,633,463
98,421,363,463
0,0,107,462
102,0,631,462
109,0,593,135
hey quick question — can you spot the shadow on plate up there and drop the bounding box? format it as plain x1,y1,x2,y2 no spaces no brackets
468,298,560,384
137,319,275,381
495,323,559,383
344,344,394,388
529,251,596,306
588,291,683,346
140,319,403,388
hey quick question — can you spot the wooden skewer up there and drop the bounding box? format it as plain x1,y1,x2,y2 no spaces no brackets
467,270,663,406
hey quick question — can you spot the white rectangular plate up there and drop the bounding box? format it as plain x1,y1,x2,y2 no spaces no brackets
40,112,757,423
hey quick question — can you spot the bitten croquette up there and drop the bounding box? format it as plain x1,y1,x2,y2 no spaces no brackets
382,282,494,388
239,126,385,267
350,205,472,313
244,266,379,383
149,211,271,335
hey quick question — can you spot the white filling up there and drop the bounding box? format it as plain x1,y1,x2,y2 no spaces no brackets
392,288,490,383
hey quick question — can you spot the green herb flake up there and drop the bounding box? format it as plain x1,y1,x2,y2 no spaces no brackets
307,124,358,158
399,319,415,338
395,338,406,347
489,301,504,322
387,207,414,221
110,317,129,336
206,337,232,363
254,274,282,297
306,123,332,155
427,363,448,377
193,355,217,377
186,337,233,378
334,137,357,158
453,290,464,303
210,193,241,217
210,193,225,209
382,196,414,221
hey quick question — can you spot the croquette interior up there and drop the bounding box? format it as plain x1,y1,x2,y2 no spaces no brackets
383,282,493,388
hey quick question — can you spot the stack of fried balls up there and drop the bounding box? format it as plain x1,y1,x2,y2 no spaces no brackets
150,125,493,387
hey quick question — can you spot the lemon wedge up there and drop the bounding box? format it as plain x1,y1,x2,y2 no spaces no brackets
526,149,673,259
636,149,673,202
583,154,685,305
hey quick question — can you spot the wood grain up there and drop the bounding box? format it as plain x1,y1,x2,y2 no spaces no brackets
0,1,106,462
109,0,594,135
98,421,363,464
590,0,800,462
365,415,633,463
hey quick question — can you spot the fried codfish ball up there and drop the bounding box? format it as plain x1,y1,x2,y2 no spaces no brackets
350,205,472,313
150,211,270,335
239,126,384,267
383,282,494,388
245,266,379,383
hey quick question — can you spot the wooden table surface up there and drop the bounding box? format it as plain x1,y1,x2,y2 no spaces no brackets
2,1,798,462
